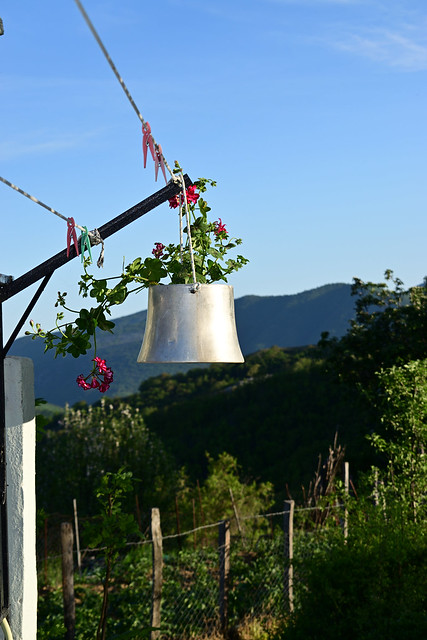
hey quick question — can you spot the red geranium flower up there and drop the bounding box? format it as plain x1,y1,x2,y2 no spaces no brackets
93,356,107,373
76,357,114,393
168,185,200,209
186,185,200,205
214,218,227,238
152,242,165,258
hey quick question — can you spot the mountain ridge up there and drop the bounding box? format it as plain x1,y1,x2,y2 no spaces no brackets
9,282,355,406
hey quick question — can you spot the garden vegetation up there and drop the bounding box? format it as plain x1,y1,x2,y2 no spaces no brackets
37,271,427,638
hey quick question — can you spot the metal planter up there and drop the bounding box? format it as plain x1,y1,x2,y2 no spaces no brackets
137,283,244,363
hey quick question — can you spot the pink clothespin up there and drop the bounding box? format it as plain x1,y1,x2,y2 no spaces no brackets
142,121,156,168
67,217,80,257
154,144,167,183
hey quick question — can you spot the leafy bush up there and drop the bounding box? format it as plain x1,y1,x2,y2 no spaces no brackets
368,359,427,521
37,400,177,516
276,499,427,640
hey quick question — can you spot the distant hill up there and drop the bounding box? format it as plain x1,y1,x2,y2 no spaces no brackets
9,283,355,406
235,283,354,353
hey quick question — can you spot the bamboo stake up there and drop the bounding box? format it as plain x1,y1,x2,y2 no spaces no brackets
72,499,82,574
229,487,245,546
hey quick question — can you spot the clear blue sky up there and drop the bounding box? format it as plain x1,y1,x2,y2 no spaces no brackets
1,0,426,341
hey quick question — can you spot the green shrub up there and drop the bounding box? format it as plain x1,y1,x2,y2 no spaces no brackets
275,501,427,640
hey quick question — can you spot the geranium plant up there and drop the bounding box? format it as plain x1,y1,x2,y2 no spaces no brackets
27,176,248,392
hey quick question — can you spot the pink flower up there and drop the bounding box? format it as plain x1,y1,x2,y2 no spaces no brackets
77,357,114,393
76,374,91,391
152,242,165,258
168,185,199,209
93,357,107,373
168,194,180,209
214,218,227,238
186,185,200,205
104,368,114,383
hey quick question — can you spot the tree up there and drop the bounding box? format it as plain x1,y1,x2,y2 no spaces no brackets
200,452,274,539
318,269,427,512
369,359,427,521
320,270,427,391
267,271,427,639
85,469,140,640
278,501,427,640
37,400,177,516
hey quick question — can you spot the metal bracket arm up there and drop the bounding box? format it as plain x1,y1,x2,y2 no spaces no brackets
0,175,191,302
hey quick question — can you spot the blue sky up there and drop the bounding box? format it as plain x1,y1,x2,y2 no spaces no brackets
1,0,426,341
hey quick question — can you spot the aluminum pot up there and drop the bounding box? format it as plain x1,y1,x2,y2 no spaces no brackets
137,283,244,363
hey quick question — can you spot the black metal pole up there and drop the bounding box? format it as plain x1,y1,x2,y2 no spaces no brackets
3,274,53,357
0,176,191,302
0,301,10,620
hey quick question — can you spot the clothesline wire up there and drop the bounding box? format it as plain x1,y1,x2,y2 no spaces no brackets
0,175,85,232
0,175,105,265
2,2,187,252
73,0,177,183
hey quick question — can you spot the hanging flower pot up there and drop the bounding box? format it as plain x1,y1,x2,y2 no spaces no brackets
136,174,247,363
137,283,243,363
31,176,249,388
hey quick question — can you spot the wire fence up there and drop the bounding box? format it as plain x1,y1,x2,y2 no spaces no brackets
37,502,347,639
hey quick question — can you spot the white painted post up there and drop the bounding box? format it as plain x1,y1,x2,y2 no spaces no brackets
1,357,37,640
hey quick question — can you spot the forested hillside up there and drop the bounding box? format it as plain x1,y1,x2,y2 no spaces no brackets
11,283,354,406
38,345,374,517
114,346,374,493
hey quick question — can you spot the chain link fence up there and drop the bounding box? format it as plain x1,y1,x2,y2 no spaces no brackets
37,503,345,639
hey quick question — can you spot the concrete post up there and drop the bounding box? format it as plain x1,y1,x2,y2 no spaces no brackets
1,357,37,639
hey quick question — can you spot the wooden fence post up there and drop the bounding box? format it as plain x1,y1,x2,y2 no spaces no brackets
135,495,143,532
192,498,197,549
229,487,246,547
218,519,230,635
175,495,182,549
151,508,163,640
197,480,208,547
283,500,294,613
61,522,75,640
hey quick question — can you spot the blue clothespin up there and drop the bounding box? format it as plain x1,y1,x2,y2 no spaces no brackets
80,226,92,263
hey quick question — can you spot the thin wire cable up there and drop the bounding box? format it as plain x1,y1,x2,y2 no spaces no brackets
42,520,224,560
40,503,347,561
240,504,345,521
162,519,222,542
73,0,177,182
74,0,141,123
179,195,184,263
0,175,105,264
180,172,198,285
0,176,85,231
